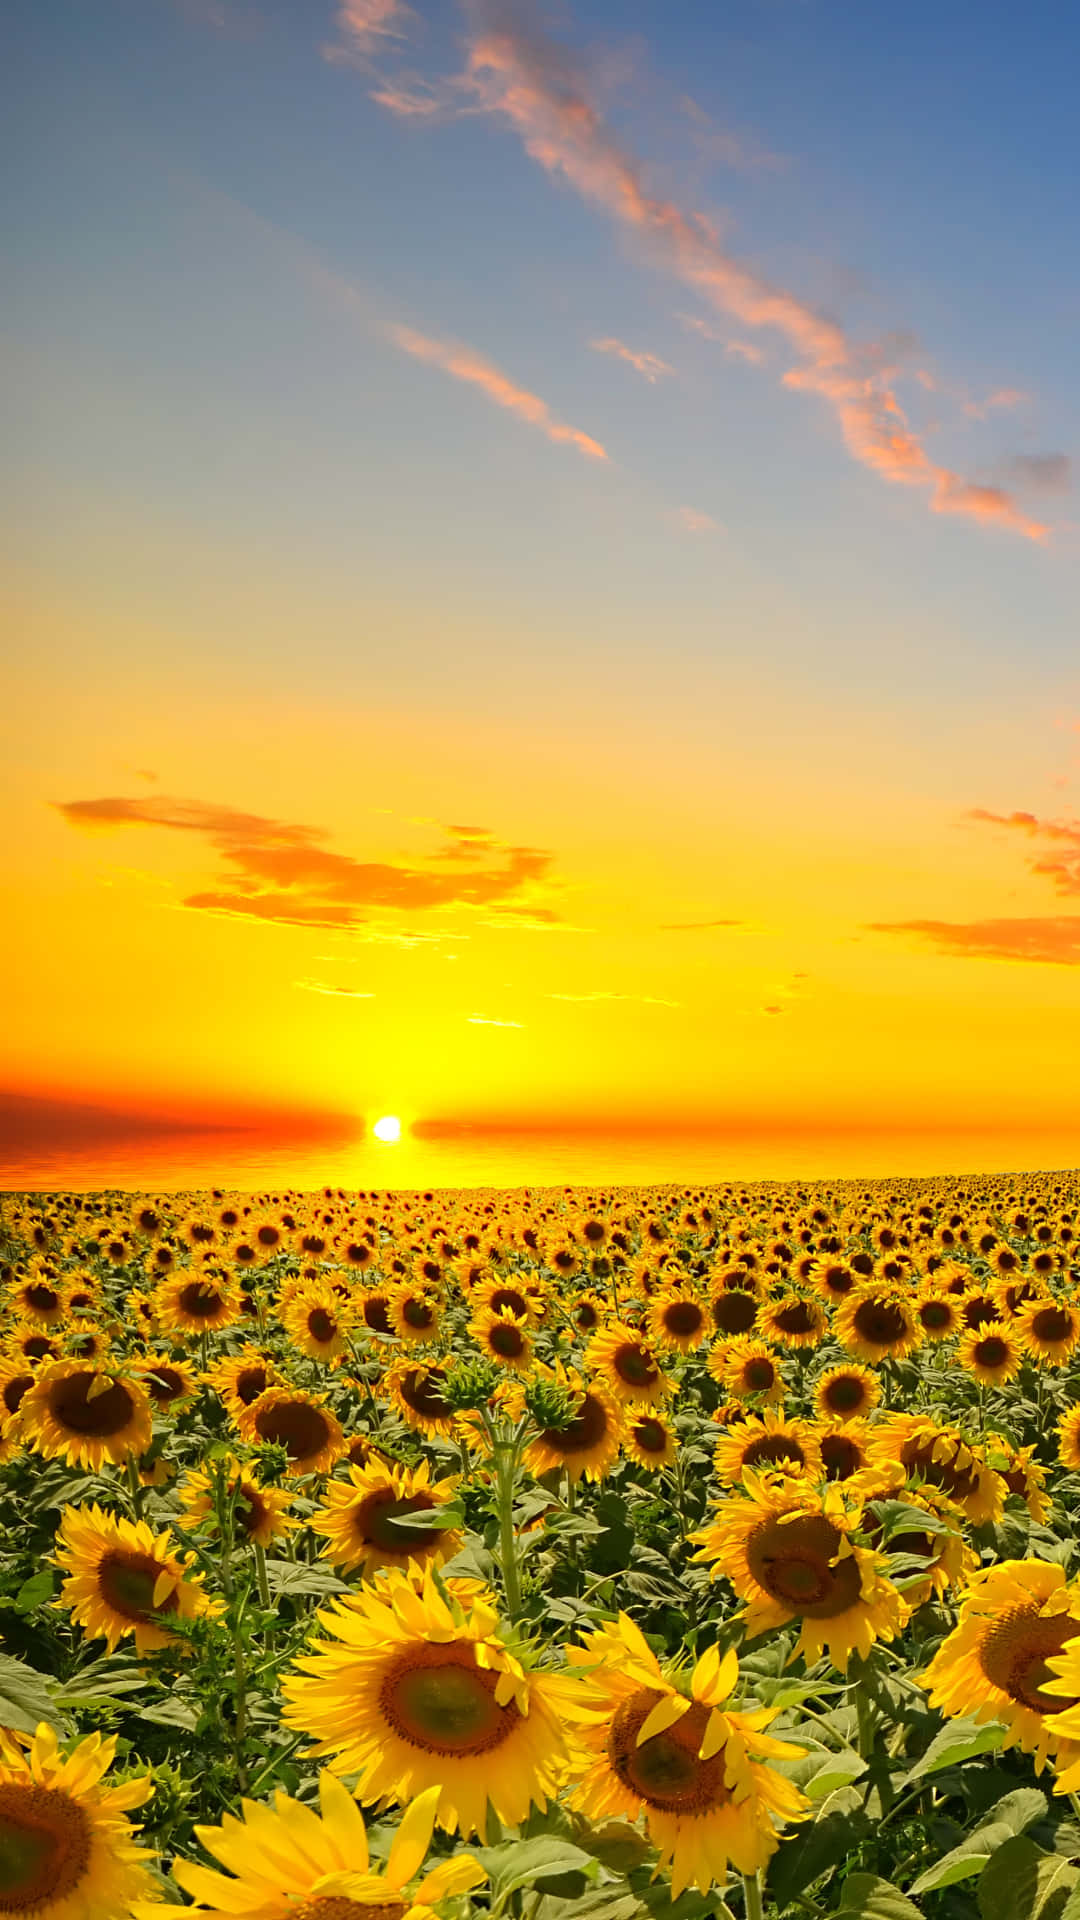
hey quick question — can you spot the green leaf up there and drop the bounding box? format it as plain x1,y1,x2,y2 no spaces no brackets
978,1837,1079,1920
12,1571,55,1614
902,1715,1007,1783
262,1562,349,1597
0,1656,67,1736
767,1785,870,1912
785,1746,868,1799
829,1872,923,1919
383,1503,465,1533
475,1837,598,1900
532,1894,641,1920
910,1789,1048,1894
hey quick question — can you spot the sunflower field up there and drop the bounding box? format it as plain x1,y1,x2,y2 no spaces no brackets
6,1176,1080,1920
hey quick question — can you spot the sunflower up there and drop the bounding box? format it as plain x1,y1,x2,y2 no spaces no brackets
920,1562,1080,1773
7,1328,61,1367
472,1278,543,1328
237,1388,347,1476
708,1284,760,1339
586,1322,672,1407
205,1347,279,1419
913,1289,962,1341
759,1291,829,1350
0,1359,37,1431
868,1414,1004,1526
127,1291,158,1340
384,1362,458,1439
834,1288,922,1364
152,1774,486,1920
311,1458,462,1577
1017,1296,1080,1367
53,1503,219,1653
959,1318,1022,1386
646,1287,710,1354
713,1410,821,1486
387,1282,442,1345
565,1290,607,1336
20,1362,154,1472
807,1259,859,1305
812,1364,880,1423
178,1455,296,1549
154,1270,241,1338
6,1272,69,1326
623,1408,678,1471
815,1420,874,1483
61,1320,112,1368
711,1336,785,1405
518,1363,624,1485
865,1484,976,1607
281,1568,571,1835
470,1305,534,1373
0,1721,158,1920
280,1285,353,1364
692,1472,910,1671
983,1435,1051,1523
1057,1405,1080,1472
560,1615,809,1900
135,1353,198,1412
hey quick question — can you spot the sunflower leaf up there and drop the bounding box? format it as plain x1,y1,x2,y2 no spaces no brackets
828,1871,923,1919
0,1654,68,1735
909,1789,1048,1894
977,1836,1080,1920
900,1714,1007,1783
474,1836,598,1901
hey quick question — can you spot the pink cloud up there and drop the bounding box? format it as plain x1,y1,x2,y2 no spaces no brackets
590,336,672,382
725,339,765,365
450,7,1046,542
388,323,608,460
967,806,1080,894
673,505,719,534
326,0,412,61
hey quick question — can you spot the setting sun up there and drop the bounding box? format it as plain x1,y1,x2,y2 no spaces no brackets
372,1114,402,1144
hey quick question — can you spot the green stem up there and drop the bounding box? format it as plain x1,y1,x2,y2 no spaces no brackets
741,1871,764,1920
254,1542,271,1612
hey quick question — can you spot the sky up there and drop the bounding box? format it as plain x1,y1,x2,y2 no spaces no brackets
4,0,1080,1186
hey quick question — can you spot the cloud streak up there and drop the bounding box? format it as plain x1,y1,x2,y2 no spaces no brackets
442,3,1046,541
967,806,1080,896
389,324,608,460
56,794,560,930
868,916,1080,966
590,336,673,383
547,990,679,1006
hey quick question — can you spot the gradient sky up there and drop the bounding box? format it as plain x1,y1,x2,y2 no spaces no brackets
5,0,1080,1179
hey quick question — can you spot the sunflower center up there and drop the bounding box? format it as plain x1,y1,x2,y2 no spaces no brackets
292,1899,407,1920
98,1550,181,1623
253,1399,332,1461
403,1298,434,1330
363,1296,393,1333
608,1690,731,1813
901,1437,976,1503
1033,1307,1071,1345
489,1323,525,1358
542,1393,609,1454
574,1304,599,1330
980,1607,1080,1715
235,1366,269,1406
25,1286,59,1314
919,1301,953,1330
822,1375,867,1413
234,1486,268,1539
0,1784,92,1911
711,1293,757,1334
356,1491,442,1555
177,1283,224,1319
613,1343,659,1388
663,1302,704,1336
773,1301,816,1336
399,1370,453,1423
853,1300,907,1346
48,1374,136,1437
746,1514,863,1617
23,1338,55,1361
145,1367,186,1404
820,1433,863,1479
381,1646,520,1755
307,1309,336,1343
742,1435,806,1470
743,1358,777,1392
631,1418,668,1454
974,1337,1009,1368
1,1377,33,1416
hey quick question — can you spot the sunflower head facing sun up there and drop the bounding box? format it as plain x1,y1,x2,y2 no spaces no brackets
20,1361,154,1472
53,1502,220,1653
0,1721,159,1920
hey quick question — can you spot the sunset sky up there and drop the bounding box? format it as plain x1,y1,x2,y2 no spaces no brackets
5,0,1080,1185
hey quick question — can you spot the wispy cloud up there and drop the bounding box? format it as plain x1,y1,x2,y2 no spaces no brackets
467,1014,525,1027
867,916,1080,965
56,794,560,930
964,387,1029,421
725,339,765,365
389,324,608,460
672,505,719,534
657,916,743,932
294,979,376,996
590,336,673,383
679,94,789,176
436,3,1047,541
324,0,413,64
967,805,1080,895
547,990,680,1006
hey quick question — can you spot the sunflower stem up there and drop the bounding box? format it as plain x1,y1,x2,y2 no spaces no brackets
254,1541,271,1611
741,1870,764,1920
494,1434,524,1621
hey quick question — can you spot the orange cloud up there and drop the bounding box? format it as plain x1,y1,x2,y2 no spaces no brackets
657,917,743,931
56,794,560,929
867,916,1080,965
967,806,1080,895
388,324,609,460
324,0,412,63
673,505,719,534
590,336,673,382
450,6,1046,541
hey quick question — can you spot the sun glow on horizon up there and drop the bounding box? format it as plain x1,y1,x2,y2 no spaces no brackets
372,1114,402,1143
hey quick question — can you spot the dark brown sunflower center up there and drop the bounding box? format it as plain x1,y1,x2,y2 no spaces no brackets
542,1393,609,1455
743,1358,777,1392
399,1370,453,1423
0,1783,91,1911
820,1433,863,1479
145,1367,186,1404
488,1323,526,1358
711,1293,757,1334
742,1434,806,1470
746,1514,862,1618
1,1376,33,1416
631,1418,668,1454
47,1374,137,1438
1032,1307,1072,1345
356,1491,442,1555
773,1301,817,1336
97,1550,181,1623
362,1295,392,1334
177,1283,225,1320
574,1303,599,1330
488,1288,528,1319
902,1438,976,1503
974,1336,1009,1368
853,1300,908,1346
822,1267,856,1295
980,1607,1080,1715
608,1690,731,1813
22,1337,55,1361
307,1309,336,1343
399,1297,432,1330
253,1399,332,1461
663,1302,704,1336
613,1343,659,1388
919,1301,953,1330
822,1374,868,1413
256,1226,281,1247
380,1645,520,1755
235,1366,269,1406
25,1286,59,1314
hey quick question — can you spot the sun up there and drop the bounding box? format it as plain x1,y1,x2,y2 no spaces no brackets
372,1114,402,1143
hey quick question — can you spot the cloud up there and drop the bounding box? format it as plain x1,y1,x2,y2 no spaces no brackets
657,917,743,931
547,990,680,1006
324,0,413,63
867,916,1080,965
445,3,1046,541
964,388,1029,420
1009,453,1072,495
725,339,765,365
966,805,1080,895
679,95,788,176
467,1014,525,1027
590,336,673,383
672,505,719,534
294,979,376,996
56,793,560,929
389,324,608,460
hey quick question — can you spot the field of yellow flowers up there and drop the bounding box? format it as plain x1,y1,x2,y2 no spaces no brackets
3,1173,1080,1920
